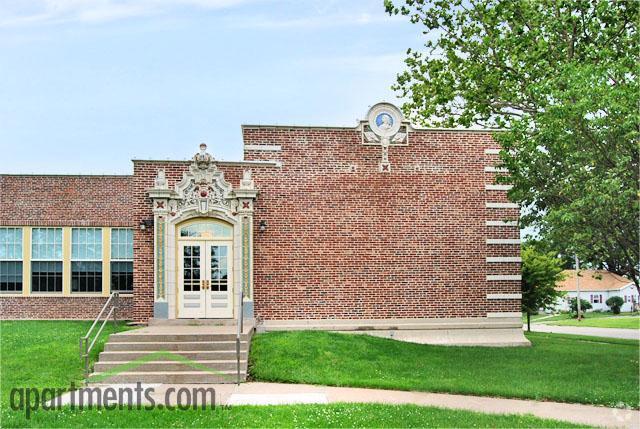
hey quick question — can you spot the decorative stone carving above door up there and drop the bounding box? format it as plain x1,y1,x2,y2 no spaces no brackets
147,144,258,320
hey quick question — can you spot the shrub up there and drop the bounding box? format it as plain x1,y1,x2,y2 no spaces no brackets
606,296,624,314
570,298,592,317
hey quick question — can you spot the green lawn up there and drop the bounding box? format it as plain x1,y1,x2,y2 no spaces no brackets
523,312,559,323
0,321,585,428
0,320,133,405
527,311,640,326
250,330,640,408
1,403,587,428
548,315,639,329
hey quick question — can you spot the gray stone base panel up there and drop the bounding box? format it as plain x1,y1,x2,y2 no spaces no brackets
258,317,530,347
153,302,168,319
242,301,254,320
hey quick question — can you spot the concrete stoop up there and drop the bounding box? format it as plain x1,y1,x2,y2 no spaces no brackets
89,323,254,385
259,317,531,347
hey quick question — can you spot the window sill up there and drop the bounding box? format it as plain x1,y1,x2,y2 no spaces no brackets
69,292,106,297
30,291,64,294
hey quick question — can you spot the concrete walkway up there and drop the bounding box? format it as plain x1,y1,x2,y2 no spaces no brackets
527,323,639,340
73,382,639,428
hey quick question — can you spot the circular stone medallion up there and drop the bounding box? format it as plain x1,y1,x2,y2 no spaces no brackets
367,102,403,138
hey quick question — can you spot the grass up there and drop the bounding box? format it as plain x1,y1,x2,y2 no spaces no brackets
523,313,559,323
527,311,639,324
548,315,639,329
1,403,588,428
0,321,133,405
250,330,640,408
0,321,587,428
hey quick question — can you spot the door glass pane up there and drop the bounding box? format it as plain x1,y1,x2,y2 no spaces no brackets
180,222,232,238
183,245,201,292
210,245,228,292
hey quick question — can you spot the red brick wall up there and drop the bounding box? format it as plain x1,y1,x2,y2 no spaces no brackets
1,127,520,322
238,126,521,319
0,175,135,320
0,295,133,320
0,175,134,227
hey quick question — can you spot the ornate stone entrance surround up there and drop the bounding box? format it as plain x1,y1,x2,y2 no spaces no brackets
147,144,260,320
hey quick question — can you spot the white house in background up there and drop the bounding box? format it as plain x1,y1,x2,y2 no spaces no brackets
555,270,639,312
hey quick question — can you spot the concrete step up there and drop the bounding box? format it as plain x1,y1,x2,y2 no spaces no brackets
98,350,246,361
110,333,251,343
89,371,246,384
94,360,246,372
149,319,254,327
104,341,248,352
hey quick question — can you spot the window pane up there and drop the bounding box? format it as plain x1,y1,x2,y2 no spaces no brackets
210,245,229,292
31,228,62,260
31,261,62,293
111,228,133,260
110,261,133,292
0,228,23,260
72,228,102,260
71,261,102,293
0,261,23,292
179,221,232,238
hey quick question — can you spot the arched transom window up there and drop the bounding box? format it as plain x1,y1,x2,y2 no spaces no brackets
179,221,232,239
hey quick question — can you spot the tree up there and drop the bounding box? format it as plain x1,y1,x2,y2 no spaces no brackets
521,245,565,331
385,0,639,291
606,296,624,314
570,298,592,317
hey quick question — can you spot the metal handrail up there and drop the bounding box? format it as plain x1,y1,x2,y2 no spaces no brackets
236,290,244,385
79,292,119,385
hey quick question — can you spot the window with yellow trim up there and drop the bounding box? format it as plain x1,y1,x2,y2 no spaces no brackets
31,228,63,293
0,227,23,293
71,228,102,293
110,228,133,293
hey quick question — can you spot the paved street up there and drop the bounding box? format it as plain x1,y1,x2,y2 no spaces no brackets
526,323,639,340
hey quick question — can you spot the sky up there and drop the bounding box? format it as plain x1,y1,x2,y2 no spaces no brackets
0,0,423,174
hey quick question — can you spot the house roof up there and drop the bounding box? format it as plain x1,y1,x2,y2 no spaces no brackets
557,270,634,292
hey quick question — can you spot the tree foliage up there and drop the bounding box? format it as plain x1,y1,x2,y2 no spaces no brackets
521,246,565,317
570,297,593,316
385,0,639,289
606,295,624,314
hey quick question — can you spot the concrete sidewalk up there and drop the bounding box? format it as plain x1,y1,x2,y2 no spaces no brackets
77,382,639,428
527,323,639,340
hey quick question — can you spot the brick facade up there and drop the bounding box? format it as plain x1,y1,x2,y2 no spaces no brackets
0,295,133,320
0,175,134,320
1,125,520,322
0,175,134,227
241,127,520,319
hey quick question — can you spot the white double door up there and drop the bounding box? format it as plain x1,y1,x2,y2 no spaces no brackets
178,240,233,318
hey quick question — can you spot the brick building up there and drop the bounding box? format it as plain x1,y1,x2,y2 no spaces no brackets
0,103,527,346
